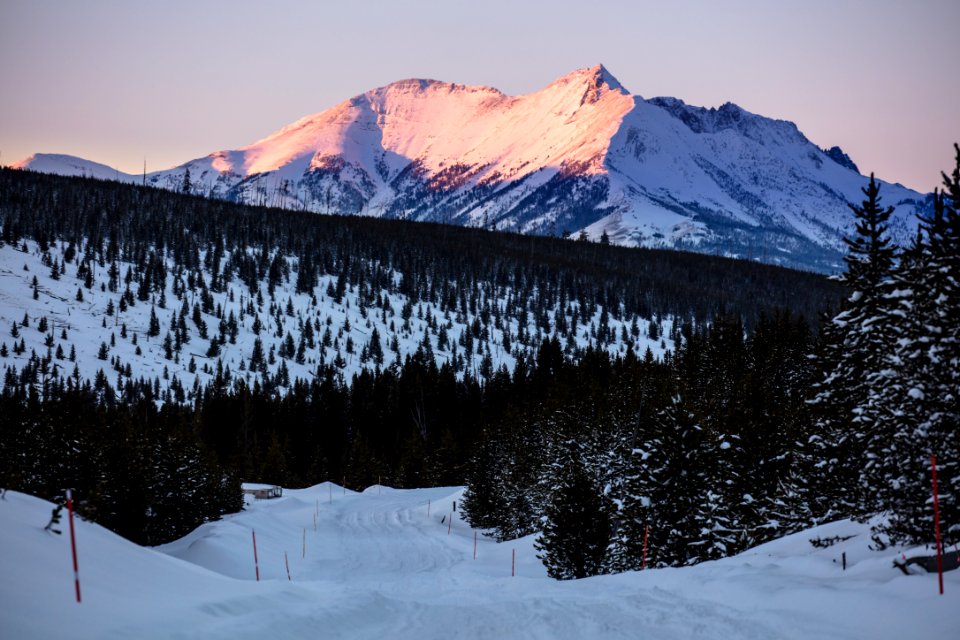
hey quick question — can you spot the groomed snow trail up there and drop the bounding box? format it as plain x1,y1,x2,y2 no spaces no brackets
1,485,957,639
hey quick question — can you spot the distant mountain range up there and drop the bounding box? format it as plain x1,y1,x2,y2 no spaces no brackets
13,64,930,272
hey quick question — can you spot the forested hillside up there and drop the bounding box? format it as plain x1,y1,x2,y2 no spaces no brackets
0,168,843,546
472,156,960,579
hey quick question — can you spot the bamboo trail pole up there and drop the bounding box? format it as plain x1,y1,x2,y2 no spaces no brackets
932,455,944,595
252,530,260,581
66,489,81,603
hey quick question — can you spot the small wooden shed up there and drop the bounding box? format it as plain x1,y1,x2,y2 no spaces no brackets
242,483,283,500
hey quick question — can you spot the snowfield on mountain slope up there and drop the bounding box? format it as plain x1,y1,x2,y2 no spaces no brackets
1,485,956,639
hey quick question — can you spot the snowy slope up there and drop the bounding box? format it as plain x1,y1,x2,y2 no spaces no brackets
0,237,671,398
1,486,956,639
12,65,931,272
11,153,137,182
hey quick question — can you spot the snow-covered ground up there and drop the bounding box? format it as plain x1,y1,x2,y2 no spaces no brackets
0,238,670,397
1,485,956,639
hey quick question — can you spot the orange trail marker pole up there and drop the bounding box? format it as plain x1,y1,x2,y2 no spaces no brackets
66,489,81,603
642,524,649,570
932,455,944,595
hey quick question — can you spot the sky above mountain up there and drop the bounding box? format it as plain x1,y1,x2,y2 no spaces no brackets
1,0,957,193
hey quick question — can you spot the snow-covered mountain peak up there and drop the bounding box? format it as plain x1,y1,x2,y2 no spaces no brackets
550,64,627,93
10,153,129,181
13,66,931,272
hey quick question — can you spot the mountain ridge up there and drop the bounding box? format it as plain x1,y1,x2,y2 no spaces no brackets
12,65,930,272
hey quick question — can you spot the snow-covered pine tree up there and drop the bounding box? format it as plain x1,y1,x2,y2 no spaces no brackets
808,174,897,520
596,401,645,574
612,415,664,571
495,467,539,542
460,432,508,532
867,147,960,546
858,227,930,546
535,444,613,580
618,391,711,567
677,424,739,565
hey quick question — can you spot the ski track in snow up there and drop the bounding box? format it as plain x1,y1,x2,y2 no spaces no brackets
1,485,957,639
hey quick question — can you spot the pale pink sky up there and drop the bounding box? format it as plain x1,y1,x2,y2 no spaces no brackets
1,0,957,193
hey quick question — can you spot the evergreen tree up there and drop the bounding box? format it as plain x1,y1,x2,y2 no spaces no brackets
460,433,507,531
866,147,960,546
148,306,160,338
808,174,896,519
535,451,612,580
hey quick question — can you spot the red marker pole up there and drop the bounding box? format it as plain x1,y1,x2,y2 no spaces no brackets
473,531,477,560
512,548,515,577
642,524,649,570
252,530,260,581
932,455,944,595
284,551,291,581
66,489,81,603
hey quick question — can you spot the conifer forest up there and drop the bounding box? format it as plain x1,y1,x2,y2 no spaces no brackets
0,147,957,579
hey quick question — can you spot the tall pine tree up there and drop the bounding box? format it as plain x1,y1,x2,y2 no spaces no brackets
809,174,897,519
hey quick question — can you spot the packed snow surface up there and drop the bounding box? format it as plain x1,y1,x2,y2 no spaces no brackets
1,485,956,639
